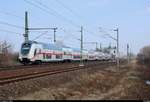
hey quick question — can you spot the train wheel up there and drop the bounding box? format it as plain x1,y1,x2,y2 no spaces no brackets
37,60,42,65
23,62,28,66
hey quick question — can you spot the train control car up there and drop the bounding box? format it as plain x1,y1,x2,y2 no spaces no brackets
19,41,64,64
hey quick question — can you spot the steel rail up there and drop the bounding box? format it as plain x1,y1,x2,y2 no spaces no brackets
0,62,115,85
0,60,109,71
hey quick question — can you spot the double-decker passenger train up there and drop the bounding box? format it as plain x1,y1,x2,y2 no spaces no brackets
19,41,114,65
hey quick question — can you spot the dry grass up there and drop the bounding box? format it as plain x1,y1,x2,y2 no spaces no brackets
17,66,130,100
12,60,150,100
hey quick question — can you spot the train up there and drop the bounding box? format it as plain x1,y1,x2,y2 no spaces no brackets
19,40,115,65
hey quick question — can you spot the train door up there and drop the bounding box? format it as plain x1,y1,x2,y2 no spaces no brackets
34,48,41,60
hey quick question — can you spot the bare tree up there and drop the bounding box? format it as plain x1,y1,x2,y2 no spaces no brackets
0,41,18,66
137,46,150,65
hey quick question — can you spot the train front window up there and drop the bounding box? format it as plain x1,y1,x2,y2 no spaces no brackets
21,43,31,55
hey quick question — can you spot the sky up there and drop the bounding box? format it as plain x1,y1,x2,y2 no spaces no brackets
0,0,150,54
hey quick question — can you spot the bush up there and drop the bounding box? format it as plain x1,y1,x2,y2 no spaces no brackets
137,46,150,66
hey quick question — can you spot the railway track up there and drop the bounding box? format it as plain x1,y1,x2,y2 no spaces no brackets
0,62,81,72
0,62,69,71
0,60,112,71
0,61,115,85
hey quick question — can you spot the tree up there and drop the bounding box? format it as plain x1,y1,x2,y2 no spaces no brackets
137,45,150,65
0,41,17,66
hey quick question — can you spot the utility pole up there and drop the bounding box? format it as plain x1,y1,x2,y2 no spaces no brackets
100,43,102,51
24,11,29,43
79,26,84,66
96,42,98,51
52,28,57,43
114,28,119,68
127,44,130,64
109,43,111,49
0,42,2,54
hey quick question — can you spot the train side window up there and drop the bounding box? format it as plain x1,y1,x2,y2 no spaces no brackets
46,54,51,59
56,55,62,59
74,55,80,59
43,54,46,59
49,55,52,59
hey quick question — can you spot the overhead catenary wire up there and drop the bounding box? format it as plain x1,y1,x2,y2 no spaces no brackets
24,0,80,28
0,28,22,36
0,9,43,27
55,0,81,19
59,28,80,40
0,1,105,43
0,21,24,29
32,31,49,41
24,0,103,42
54,0,102,39
0,9,24,20
34,0,81,28
99,27,117,41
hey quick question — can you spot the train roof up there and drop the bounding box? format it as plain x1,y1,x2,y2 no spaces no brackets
41,43,62,51
23,41,62,51
71,48,88,52
23,41,88,51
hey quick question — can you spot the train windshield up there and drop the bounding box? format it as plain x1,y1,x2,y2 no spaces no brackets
21,43,31,55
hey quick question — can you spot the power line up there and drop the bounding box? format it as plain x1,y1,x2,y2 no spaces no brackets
33,0,80,28
0,21,24,29
55,0,81,19
32,31,48,41
54,0,101,39
24,0,80,28
0,28,22,35
0,9,42,27
24,0,58,18
84,29,103,39
24,0,104,43
0,9,24,20
54,0,103,39
59,28,80,41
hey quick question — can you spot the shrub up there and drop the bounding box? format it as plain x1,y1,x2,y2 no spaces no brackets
137,46,150,66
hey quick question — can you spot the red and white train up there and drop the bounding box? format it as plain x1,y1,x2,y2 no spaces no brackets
19,41,113,65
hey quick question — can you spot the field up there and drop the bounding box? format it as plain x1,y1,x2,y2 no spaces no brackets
14,60,150,100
